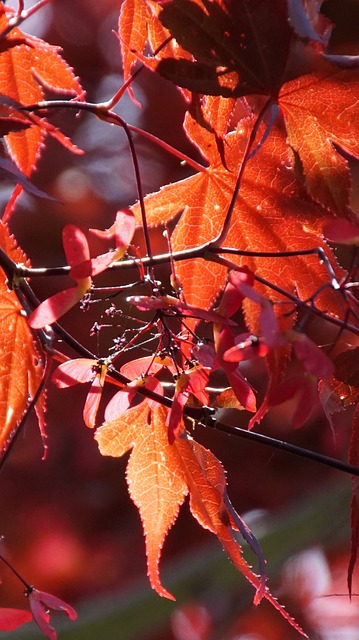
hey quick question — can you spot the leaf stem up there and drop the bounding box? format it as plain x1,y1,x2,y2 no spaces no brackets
4,264,359,480
127,123,207,173
207,417,359,478
0,553,31,589
22,100,154,264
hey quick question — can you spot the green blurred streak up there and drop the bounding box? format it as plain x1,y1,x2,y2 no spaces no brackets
8,479,350,640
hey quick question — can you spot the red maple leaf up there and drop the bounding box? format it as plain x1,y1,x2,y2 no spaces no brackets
0,4,83,183
0,608,32,632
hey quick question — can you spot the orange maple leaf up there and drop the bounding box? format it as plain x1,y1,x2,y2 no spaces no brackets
95,403,306,636
0,4,83,178
278,61,359,213
131,111,344,327
0,221,45,454
119,0,192,103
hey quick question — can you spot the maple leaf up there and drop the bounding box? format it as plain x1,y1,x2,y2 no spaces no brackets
119,0,192,103
131,112,344,328
95,404,306,636
131,110,345,429
139,0,293,97
0,4,83,178
278,60,359,213
119,0,154,103
96,403,188,599
0,220,45,454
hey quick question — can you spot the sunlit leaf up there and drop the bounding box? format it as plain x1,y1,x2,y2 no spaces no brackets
131,113,344,330
0,5,83,177
0,221,44,453
279,61,359,212
95,406,306,635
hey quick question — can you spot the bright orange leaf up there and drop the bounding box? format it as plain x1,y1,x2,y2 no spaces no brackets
95,403,188,600
131,111,344,328
0,221,44,454
95,404,306,635
278,61,359,213
0,4,83,178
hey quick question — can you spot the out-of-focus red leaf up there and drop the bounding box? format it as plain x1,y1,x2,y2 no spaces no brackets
323,218,359,245
171,603,212,640
0,221,44,453
278,61,359,212
0,608,32,631
290,331,334,379
334,348,359,388
269,374,318,429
